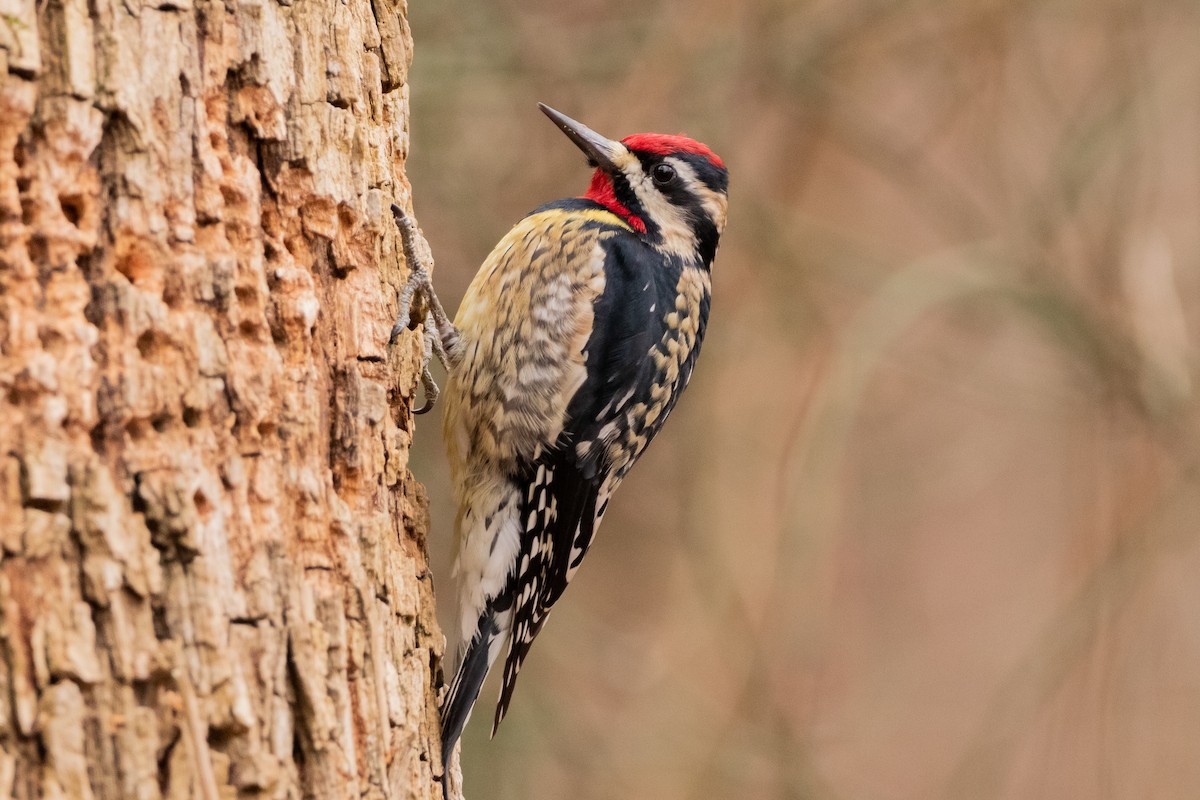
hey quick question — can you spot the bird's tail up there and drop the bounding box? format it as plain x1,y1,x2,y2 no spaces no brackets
440,608,507,796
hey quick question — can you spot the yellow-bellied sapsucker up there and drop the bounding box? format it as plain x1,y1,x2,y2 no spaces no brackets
391,104,728,790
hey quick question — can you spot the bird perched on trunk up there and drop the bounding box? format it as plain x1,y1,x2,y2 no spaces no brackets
390,104,728,794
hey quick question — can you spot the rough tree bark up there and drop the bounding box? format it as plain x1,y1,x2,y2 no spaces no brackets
0,0,447,795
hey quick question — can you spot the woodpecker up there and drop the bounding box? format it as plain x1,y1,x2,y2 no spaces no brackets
390,103,728,792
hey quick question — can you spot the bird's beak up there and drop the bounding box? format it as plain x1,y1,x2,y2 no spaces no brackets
538,103,623,174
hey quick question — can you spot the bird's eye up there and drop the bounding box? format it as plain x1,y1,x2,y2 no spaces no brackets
652,163,677,185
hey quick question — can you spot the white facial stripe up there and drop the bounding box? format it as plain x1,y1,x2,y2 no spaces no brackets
610,146,641,174
618,156,728,256
623,156,696,258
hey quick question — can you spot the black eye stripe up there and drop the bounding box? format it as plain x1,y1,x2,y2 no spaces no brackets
633,151,727,195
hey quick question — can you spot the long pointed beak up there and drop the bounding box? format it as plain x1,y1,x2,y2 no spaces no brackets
538,103,624,174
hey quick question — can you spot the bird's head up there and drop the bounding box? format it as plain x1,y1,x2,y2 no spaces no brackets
539,103,728,264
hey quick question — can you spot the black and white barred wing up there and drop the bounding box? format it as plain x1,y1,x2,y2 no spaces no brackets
492,449,609,732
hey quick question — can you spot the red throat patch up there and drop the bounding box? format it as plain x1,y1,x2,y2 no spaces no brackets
583,171,647,234
621,133,725,169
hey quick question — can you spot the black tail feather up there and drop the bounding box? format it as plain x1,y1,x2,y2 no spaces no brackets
440,610,500,791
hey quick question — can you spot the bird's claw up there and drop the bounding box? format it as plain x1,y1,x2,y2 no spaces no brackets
390,204,460,415
413,311,440,415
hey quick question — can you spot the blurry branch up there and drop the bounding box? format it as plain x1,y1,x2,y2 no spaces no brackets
816,86,996,241
676,348,834,800
939,462,1200,799
1120,234,1194,409
777,240,1196,567
675,213,1195,793
769,237,1194,733
775,248,1011,614
1019,39,1149,262
1004,284,1193,440
678,248,1015,799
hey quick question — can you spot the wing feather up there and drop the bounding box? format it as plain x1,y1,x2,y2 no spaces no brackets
491,235,670,729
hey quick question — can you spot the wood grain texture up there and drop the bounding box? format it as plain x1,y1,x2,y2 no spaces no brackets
0,0,446,795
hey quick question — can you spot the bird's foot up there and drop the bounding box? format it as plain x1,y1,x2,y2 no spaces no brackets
390,204,461,415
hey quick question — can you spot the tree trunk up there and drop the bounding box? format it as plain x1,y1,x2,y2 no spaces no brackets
0,0,446,795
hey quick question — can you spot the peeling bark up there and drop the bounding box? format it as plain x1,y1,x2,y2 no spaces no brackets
0,0,446,795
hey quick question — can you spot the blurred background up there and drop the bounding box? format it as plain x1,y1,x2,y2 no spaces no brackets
404,1,1200,798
